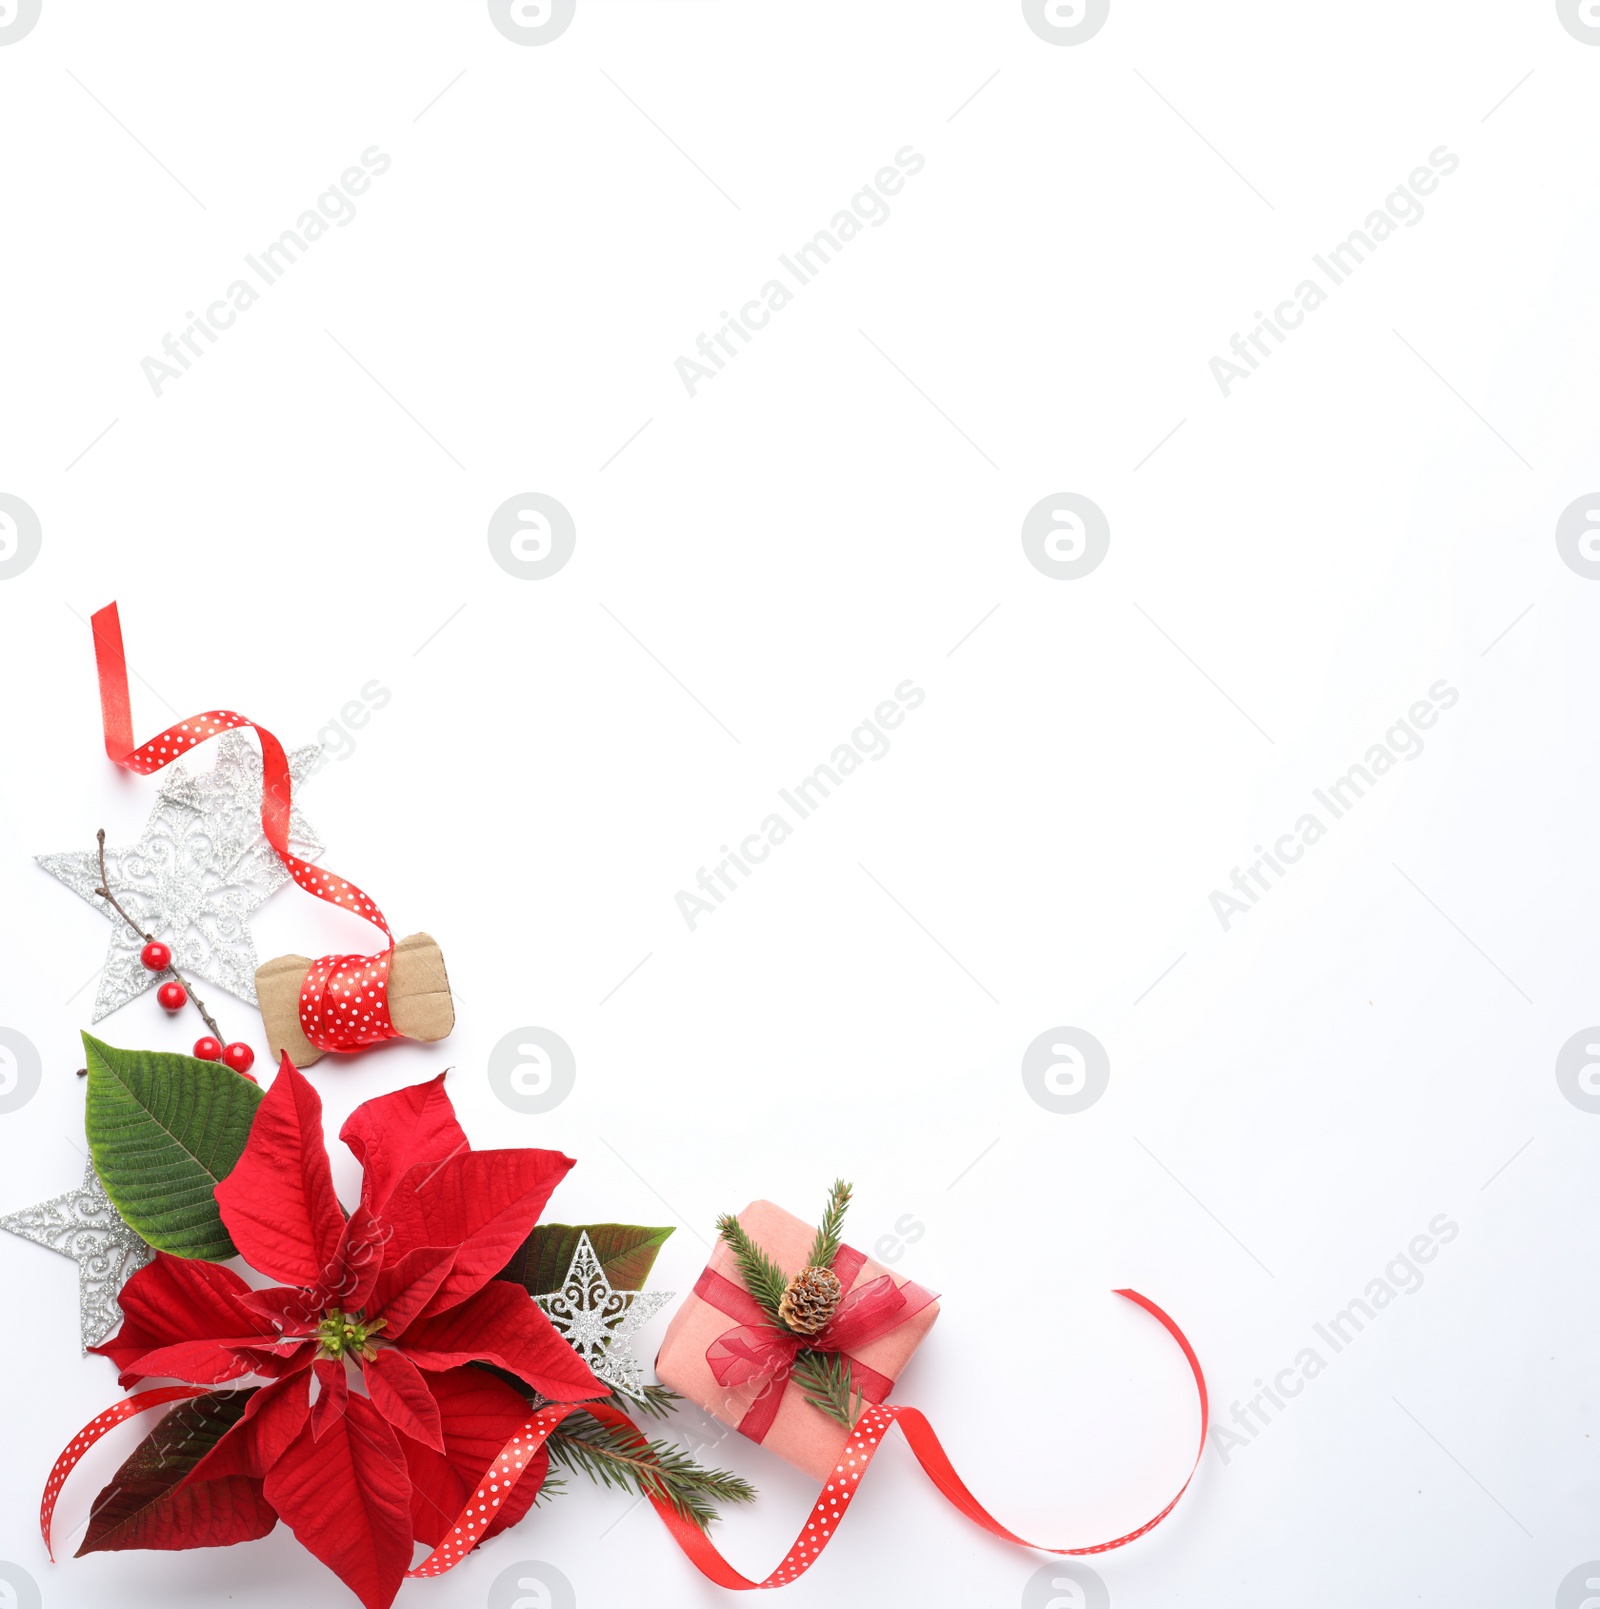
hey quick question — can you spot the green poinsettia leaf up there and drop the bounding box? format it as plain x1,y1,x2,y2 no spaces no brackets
498,1222,674,1296
82,1034,264,1261
78,1388,276,1555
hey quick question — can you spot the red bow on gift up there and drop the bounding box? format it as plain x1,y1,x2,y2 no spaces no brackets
697,1246,938,1442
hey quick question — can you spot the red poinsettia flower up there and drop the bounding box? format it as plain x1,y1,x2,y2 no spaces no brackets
89,1057,602,1609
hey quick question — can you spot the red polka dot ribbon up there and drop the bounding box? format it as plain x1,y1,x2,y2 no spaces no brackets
424,1288,1208,1588
88,602,400,1056
40,1386,206,1559
298,950,396,1052
408,1403,574,1577
43,1290,1205,1587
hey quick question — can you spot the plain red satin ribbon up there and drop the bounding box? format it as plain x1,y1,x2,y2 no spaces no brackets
46,1289,1206,1587
87,601,399,1054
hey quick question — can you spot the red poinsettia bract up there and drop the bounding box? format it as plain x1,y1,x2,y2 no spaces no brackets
88,1057,602,1609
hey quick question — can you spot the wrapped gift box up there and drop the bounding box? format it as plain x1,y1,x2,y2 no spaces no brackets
655,1199,939,1480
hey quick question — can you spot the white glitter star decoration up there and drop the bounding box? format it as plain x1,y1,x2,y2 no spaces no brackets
0,1159,154,1350
36,732,323,1021
535,1232,672,1400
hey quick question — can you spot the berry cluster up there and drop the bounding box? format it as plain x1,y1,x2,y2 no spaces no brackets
139,941,256,1079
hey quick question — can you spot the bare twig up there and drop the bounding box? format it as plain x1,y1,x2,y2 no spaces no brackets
92,828,225,1043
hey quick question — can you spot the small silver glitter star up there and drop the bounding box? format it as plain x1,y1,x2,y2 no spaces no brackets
37,732,323,1021
535,1231,672,1400
0,1160,154,1350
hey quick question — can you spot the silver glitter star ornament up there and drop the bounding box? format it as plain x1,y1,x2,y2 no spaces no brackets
36,732,323,1022
0,1160,154,1350
534,1231,672,1400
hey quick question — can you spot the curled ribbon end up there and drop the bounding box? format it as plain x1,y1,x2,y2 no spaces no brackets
86,605,397,1037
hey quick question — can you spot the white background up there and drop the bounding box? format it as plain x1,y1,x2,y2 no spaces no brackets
0,3,1596,1606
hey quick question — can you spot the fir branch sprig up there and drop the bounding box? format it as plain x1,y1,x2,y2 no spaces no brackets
790,1350,864,1430
468,1369,749,1525
806,1179,853,1271
607,1383,681,1422
716,1212,792,1327
546,1410,758,1530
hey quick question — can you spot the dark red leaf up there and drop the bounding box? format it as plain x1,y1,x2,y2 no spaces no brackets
263,1393,414,1609
340,1073,469,1211
383,1149,574,1316
364,1348,444,1451
215,1055,345,1288
78,1389,277,1555
498,1222,674,1297
397,1367,548,1547
398,1280,601,1401
91,1254,270,1385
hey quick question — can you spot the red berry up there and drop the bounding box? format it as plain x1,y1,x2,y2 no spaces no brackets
140,941,172,972
221,1042,255,1076
192,1036,223,1061
157,981,188,1012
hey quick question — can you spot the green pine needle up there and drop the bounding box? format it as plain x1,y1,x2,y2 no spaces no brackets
791,1349,864,1430
806,1179,853,1271
716,1212,791,1326
546,1409,758,1530
612,1384,681,1422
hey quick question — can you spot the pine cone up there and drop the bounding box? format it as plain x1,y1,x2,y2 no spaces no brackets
779,1265,842,1335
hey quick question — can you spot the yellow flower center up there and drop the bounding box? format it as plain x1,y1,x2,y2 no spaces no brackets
316,1309,385,1361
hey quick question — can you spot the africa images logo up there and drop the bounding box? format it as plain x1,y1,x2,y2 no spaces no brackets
1208,148,1459,398
674,149,926,397
1556,0,1600,43
674,680,925,929
0,495,41,580
1020,0,1110,46
0,0,41,45
139,149,393,397
1208,680,1459,931
487,0,576,45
